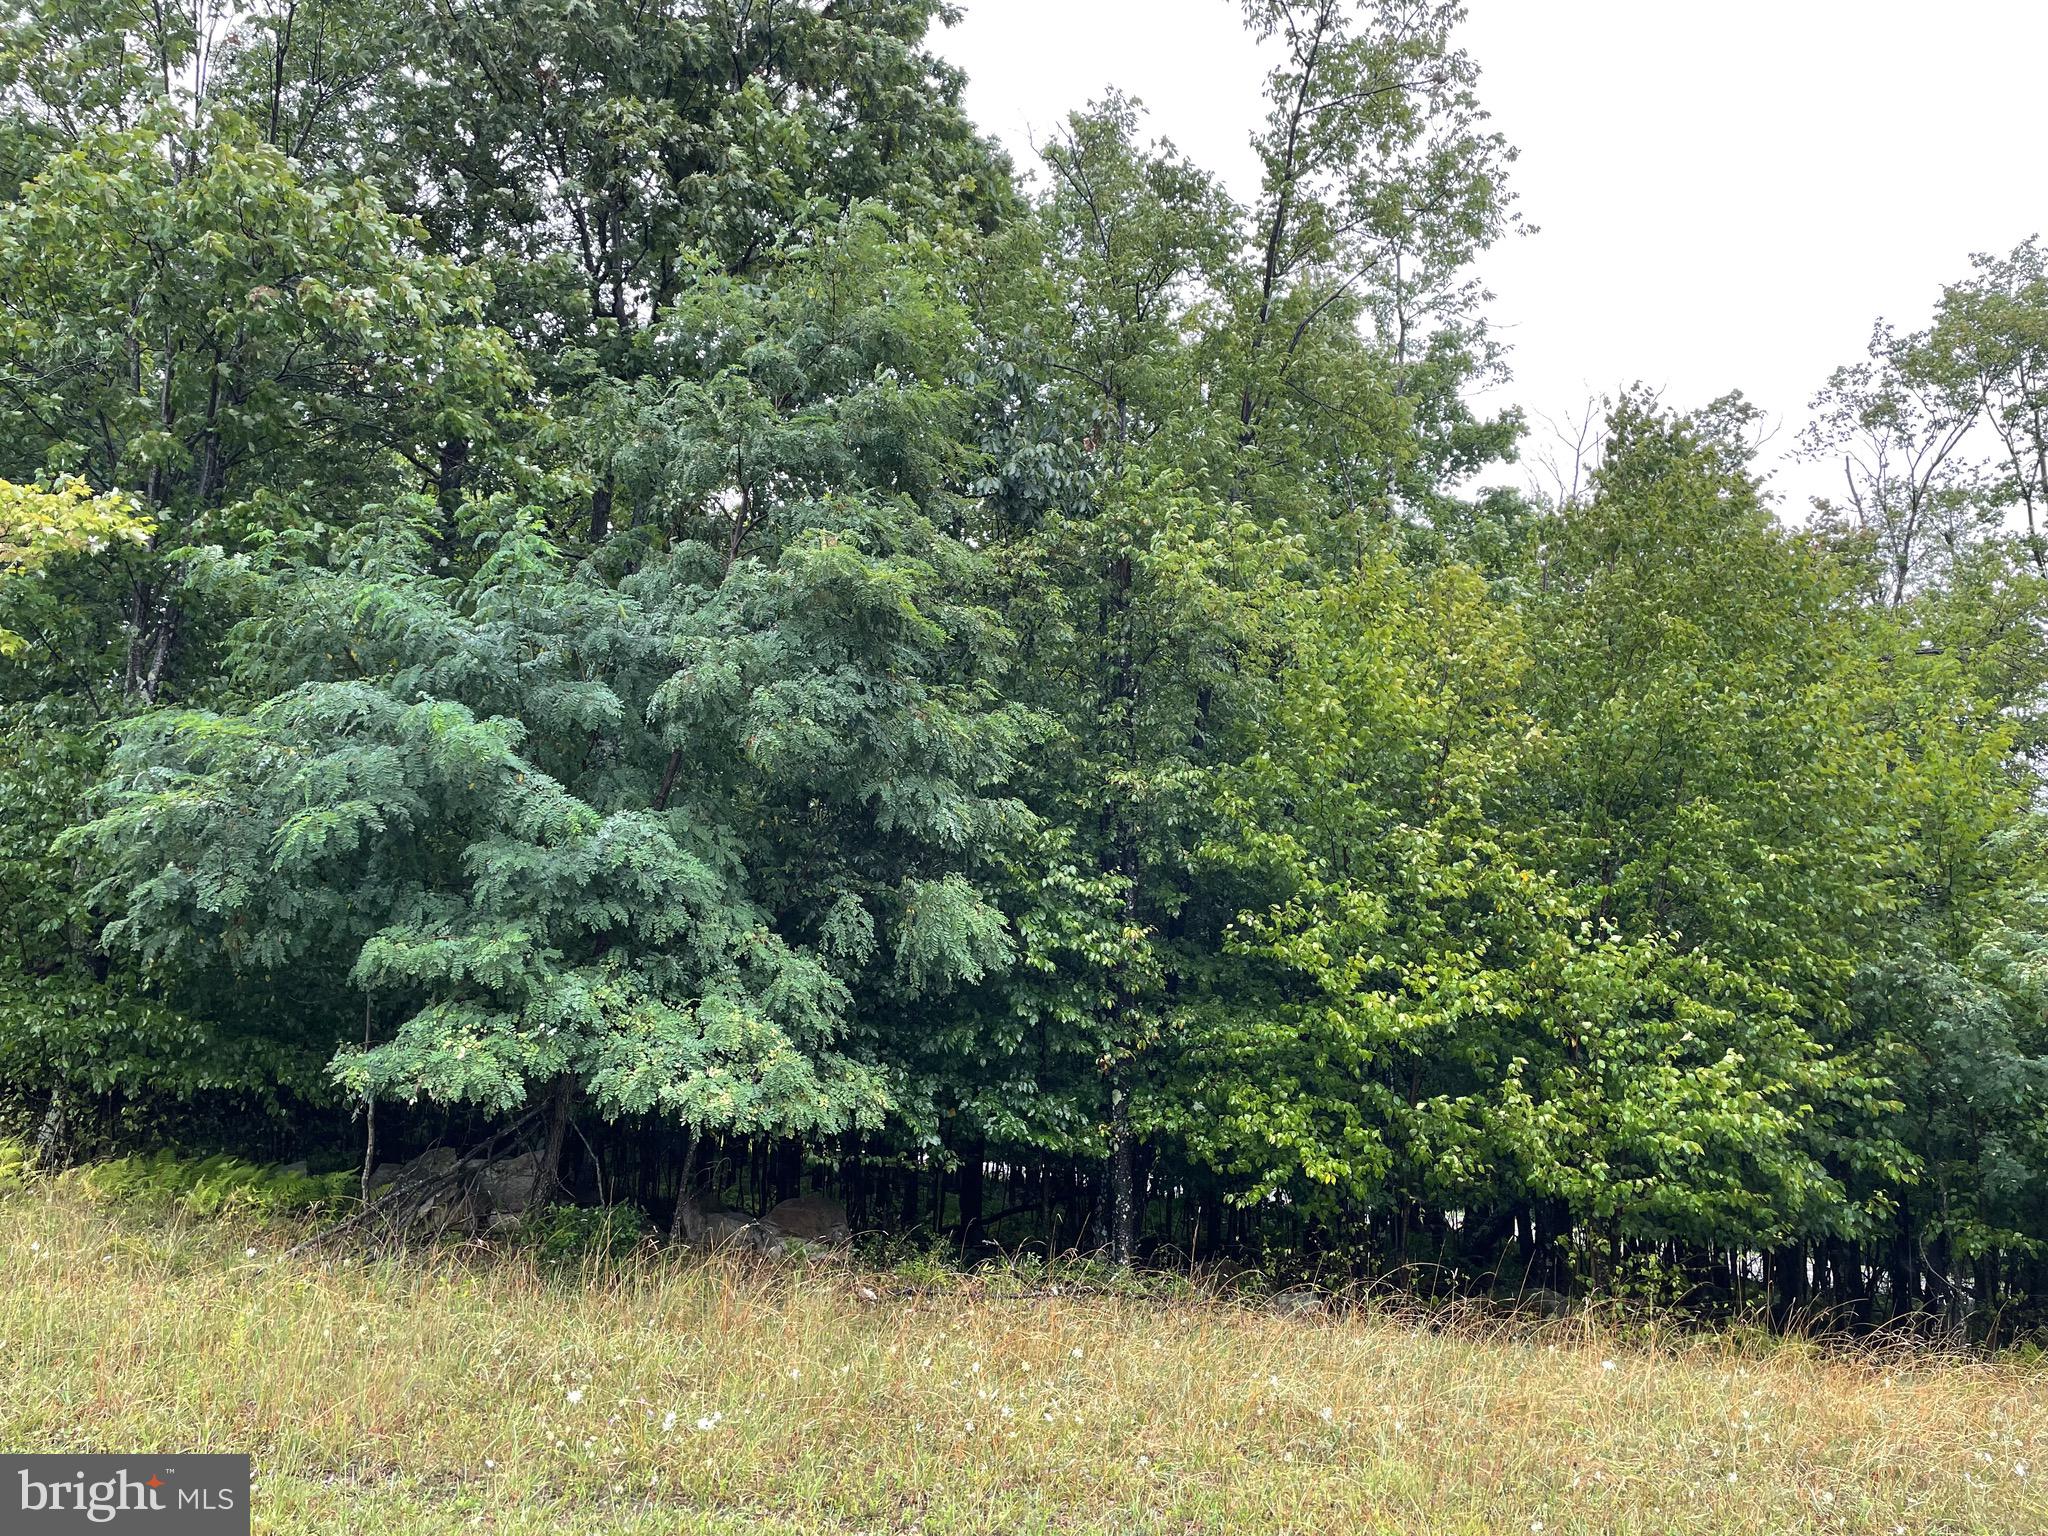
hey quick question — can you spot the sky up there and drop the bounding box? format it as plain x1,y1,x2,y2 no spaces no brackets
934,0,2048,511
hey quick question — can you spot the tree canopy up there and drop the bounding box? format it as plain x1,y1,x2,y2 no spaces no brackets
4,0,2048,1329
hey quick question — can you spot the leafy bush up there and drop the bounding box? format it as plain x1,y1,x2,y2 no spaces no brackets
69,1152,355,1219
512,1203,651,1268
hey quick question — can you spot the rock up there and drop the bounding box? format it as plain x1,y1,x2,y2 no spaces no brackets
761,1193,850,1245
1270,1287,1327,1317
366,1147,458,1192
373,1147,460,1189
1514,1287,1575,1319
271,1160,309,1180
404,1182,481,1240
676,1198,765,1251
475,1151,546,1219
361,1147,481,1239
675,1192,850,1255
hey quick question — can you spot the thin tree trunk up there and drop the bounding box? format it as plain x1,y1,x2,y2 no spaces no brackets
358,996,376,1204
1107,1082,1136,1266
536,1076,576,1208
956,1134,986,1253
667,1135,701,1243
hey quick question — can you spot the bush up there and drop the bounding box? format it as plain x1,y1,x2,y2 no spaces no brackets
69,1152,356,1219
512,1203,651,1268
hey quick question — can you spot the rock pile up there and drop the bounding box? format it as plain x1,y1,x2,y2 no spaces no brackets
676,1191,851,1255
365,1146,548,1238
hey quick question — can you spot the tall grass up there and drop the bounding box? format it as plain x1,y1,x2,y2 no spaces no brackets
0,1183,2042,1534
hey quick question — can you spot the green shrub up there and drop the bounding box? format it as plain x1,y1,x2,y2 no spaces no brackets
70,1152,355,1220
512,1203,650,1268
0,1137,26,1191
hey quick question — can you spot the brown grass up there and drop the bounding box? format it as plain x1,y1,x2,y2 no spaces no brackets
0,1183,2042,1533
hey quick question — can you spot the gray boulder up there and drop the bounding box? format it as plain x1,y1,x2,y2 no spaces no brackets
675,1192,851,1255
474,1150,546,1220
365,1146,455,1194
361,1147,481,1237
676,1198,766,1251
1270,1286,1327,1318
761,1193,850,1245
1513,1286,1576,1319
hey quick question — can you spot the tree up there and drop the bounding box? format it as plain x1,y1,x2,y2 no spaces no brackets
0,110,518,702
73,213,1034,1188
246,0,1017,542
1802,322,1987,607
962,99,1248,1264
0,478,150,663
1190,429,1888,1275
1226,0,1519,536
1507,396,1917,1270
1924,237,2048,574
77,498,1029,1173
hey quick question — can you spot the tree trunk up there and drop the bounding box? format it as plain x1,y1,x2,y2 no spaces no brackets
1888,1216,1919,1322
956,1135,986,1253
773,1139,802,1205
667,1135,701,1244
535,1076,576,1209
1107,1082,1136,1266
32,1086,70,1169
900,1160,921,1232
1768,1243,1807,1331
437,436,470,530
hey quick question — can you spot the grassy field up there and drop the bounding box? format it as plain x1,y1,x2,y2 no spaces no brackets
1,1184,2043,1534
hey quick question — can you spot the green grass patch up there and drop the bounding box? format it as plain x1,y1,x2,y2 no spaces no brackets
0,1178,2043,1534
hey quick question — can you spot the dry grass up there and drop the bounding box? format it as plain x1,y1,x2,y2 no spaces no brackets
1,1185,2043,1534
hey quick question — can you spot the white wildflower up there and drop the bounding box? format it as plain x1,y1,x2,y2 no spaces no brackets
565,1389,585,1405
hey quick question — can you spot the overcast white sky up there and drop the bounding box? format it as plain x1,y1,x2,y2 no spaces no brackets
936,0,2048,510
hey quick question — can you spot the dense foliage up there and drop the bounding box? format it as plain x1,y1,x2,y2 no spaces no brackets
5,0,2047,1330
